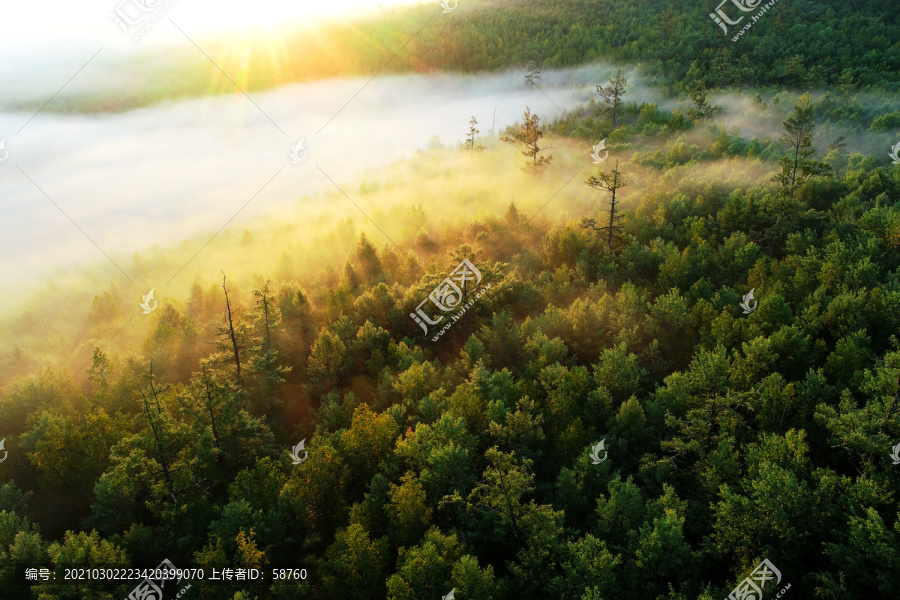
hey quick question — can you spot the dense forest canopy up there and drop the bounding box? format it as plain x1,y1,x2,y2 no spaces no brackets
2,0,900,599
4,0,900,114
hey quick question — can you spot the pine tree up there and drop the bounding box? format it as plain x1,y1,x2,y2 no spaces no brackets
772,93,831,200
466,116,486,152
501,107,553,175
580,160,627,251
249,280,290,414
595,68,627,128
688,80,716,120
524,61,542,89
253,280,279,352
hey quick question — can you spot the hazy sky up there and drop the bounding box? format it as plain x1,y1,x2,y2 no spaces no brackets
0,0,634,307
0,0,423,46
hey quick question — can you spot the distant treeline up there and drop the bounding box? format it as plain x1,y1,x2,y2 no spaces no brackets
14,0,899,114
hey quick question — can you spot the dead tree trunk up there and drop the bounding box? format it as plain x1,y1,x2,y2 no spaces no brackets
222,274,243,386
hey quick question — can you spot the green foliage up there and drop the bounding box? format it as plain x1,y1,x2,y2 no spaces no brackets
4,5,900,599
868,110,900,131
772,94,833,201
44,0,900,115
501,107,554,175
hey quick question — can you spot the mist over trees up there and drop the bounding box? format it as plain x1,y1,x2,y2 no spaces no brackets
2,0,900,599
596,69,628,129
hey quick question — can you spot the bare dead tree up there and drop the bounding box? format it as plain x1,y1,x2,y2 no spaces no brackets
221,272,244,386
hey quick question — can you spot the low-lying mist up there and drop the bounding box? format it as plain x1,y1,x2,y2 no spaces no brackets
3,50,895,385
710,89,900,157
0,115,780,388
0,61,641,299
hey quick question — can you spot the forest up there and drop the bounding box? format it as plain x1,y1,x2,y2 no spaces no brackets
2,0,900,599
9,0,899,114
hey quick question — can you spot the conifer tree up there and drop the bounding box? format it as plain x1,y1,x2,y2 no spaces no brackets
688,80,716,120
466,116,486,152
502,107,553,174
596,68,627,128
773,93,831,200
524,61,542,88
249,280,290,413
580,160,627,251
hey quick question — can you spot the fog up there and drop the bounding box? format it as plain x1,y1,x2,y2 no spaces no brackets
2,38,892,319
711,90,897,156
0,56,654,307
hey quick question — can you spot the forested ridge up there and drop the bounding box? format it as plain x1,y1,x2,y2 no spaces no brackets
13,0,900,114
3,0,900,599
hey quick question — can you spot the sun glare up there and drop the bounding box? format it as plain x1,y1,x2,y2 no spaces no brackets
187,0,425,30
0,0,427,44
